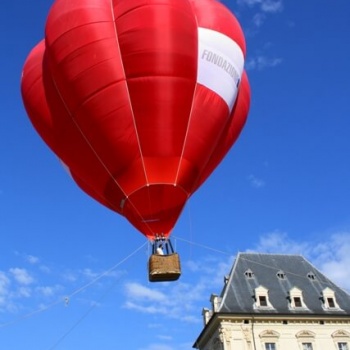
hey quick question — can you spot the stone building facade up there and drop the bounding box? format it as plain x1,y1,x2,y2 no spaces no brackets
193,253,350,350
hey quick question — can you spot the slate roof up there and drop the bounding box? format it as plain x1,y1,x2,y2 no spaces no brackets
219,252,350,315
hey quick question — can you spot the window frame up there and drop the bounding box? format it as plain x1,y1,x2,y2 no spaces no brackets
338,342,349,350
302,343,313,350
254,286,274,309
294,297,302,307
265,343,276,350
289,287,308,309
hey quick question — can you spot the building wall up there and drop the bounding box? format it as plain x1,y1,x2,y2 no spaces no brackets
199,319,350,350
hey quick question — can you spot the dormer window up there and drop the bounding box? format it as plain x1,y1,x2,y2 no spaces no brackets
294,297,302,307
307,272,316,280
245,269,254,279
259,295,268,307
322,287,341,310
276,270,286,280
289,287,308,309
328,297,336,308
254,286,274,309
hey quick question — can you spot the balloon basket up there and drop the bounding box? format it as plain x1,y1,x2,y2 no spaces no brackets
148,253,181,282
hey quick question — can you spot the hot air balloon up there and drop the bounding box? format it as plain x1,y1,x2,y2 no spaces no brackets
21,0,250,281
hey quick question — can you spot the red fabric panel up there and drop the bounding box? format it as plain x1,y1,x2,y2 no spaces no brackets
194,71,251,191
190,0,246,55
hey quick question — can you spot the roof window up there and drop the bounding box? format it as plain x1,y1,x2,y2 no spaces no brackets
245,269,254,279
254,286,274,309
276,270,286,279
322,287,341,310
307,272,316,280
289,287,308,309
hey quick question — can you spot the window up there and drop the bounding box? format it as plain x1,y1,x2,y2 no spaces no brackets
276,270,286,279
294,297,302,307
302,343,313,350
259,295,268,306
338,343,349,350
245,269,254,278
254,286,274,309
328,297,336,308
265,343,276,350
307,272,316,280
322,288,341,310
289,287,307,309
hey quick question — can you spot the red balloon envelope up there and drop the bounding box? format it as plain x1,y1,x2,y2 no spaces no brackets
21,0,251,240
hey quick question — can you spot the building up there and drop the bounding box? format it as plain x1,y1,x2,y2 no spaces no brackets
193,253,350,350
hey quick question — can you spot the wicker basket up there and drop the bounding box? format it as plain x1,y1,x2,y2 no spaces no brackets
148,253,181,282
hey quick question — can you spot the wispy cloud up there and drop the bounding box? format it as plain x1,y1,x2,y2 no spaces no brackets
248,174,266,188
0,272,10,307
237,0,283,30
138,341,193,350
123,255,233,323
246,56,282,70
123,281,205,322
251,230,350,291
9,268,34,285
25,255,40,265
238,0,283,13
0,255,123,317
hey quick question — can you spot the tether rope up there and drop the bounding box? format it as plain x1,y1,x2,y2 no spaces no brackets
0,241,147,329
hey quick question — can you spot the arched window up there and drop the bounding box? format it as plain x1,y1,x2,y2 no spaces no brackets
332,330,350,350
259,330,280,350
296,330,316,350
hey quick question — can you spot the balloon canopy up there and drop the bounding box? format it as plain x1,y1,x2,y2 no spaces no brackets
21,0,251,240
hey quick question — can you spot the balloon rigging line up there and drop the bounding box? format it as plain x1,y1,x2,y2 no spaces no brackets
110,0,155,236
50,72,156,236
48,299,98,350
173,235,231,255
110,0,149,186
0,241,147,329
175,237,336,287
239,256,331,284
47,269,124,350
67,241,147,299
68,115,154,233
174,83,198,185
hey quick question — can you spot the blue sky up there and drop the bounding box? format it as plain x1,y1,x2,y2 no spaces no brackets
1,0,350,349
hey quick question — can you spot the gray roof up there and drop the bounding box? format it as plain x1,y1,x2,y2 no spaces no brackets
219,252,350,315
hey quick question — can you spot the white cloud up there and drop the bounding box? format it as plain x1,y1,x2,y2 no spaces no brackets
0,271,10,306
261,0,283,13
252,231,309,254
246,56,282,70
25,255,40,265
251,231,350,291
238,0,283,13
9,268,34,285
36,285,63,297
138,344,174,350
125,282,167,302
123,255,234,323
138,342,193,350
16,287,31,298
252,13,266,27
248,174,265,188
